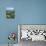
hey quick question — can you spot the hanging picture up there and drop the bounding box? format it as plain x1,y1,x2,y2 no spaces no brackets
6,7,15,19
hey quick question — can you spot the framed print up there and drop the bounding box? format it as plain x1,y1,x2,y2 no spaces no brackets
18,24,46,41
6,7,15,19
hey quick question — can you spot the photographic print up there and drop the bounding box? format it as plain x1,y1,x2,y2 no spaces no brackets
6,7,15,19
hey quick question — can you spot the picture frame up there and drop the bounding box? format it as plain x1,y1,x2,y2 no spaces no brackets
6,7,15,19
